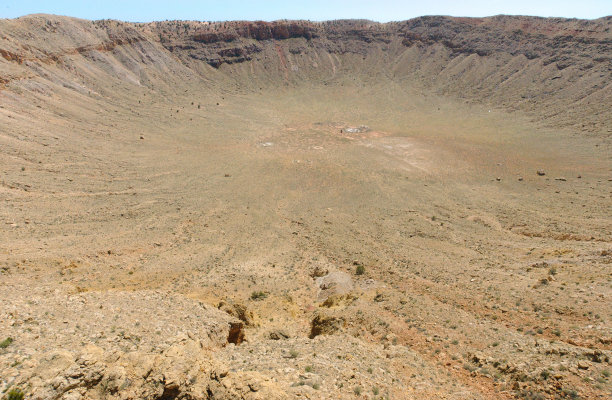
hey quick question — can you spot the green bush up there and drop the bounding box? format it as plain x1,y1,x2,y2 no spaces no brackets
0,337,13,349
355,265,365,275
250,291,268,301
5,388,24,400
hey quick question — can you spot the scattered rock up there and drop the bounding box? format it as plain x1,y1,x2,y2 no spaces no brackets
537,170,546,176
344,125,370,133
321,293,357,308
268,330,291,340
309,265,329,278
584,349,608,363
577,360,590,370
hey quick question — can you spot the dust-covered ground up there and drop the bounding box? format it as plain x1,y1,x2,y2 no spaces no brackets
0,14,611,400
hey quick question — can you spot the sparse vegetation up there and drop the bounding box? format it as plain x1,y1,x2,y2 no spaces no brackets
517,389,545,400
0,14,609,400
0,337,14,349
4,388,24,400
250,291,268,300
561,388,580,399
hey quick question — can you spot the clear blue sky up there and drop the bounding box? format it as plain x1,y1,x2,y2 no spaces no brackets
1,1,610,22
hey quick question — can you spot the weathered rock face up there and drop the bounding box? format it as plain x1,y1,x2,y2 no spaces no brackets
0,15,610,132
227,322,246,345
10,335,285,400
218,300,255,327
0,288,264,399
193,21,317,43
143,16,612,133
150,20,317,67
150,16,611,71
309,312,345,339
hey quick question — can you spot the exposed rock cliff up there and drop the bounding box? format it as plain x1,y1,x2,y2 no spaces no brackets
0,14,610,132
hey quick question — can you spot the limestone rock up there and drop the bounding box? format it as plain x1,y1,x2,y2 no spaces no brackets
315,271,354,303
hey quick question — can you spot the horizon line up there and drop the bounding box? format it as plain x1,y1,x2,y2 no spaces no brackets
3,12,611,24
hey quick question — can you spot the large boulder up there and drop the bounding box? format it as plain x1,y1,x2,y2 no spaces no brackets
315,271,354,303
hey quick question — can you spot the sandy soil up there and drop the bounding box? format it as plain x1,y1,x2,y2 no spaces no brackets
0,14,611,400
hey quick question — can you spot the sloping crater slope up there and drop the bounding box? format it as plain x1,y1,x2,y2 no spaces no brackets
1,14,611,133
0,14,611,400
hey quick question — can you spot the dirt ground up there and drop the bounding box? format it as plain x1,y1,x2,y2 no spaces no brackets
0,14,611,400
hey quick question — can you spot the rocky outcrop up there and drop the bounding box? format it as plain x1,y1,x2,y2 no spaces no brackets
395,15,611,66
0,14,609,131
315,271,355,307
218,300,255,326
227,322,245,345
309,312,345,339
7,335,285,400
148,15,611,71
193,21,317,43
